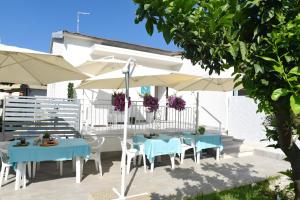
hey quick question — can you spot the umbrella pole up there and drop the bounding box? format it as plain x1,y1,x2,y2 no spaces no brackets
113,58,148,200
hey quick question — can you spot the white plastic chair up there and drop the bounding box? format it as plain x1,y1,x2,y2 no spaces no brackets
0,149,12,188
121,140,146,174
180,136,196,164
85,136,105,176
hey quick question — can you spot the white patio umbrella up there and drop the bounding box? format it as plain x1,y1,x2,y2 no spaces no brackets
77,63,199,199
172,74,243,133
0,44,88,85
77,65,199,89
76,57,127,77
172,77,242,92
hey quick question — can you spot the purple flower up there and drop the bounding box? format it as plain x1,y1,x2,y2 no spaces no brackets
112,92,131,112
167,95,185,111
143,94,159,112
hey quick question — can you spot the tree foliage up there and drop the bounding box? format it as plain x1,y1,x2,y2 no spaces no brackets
134,0,300,197
134,0,300,117
67,82,75,99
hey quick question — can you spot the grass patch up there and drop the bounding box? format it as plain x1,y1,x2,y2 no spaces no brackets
187,177,291,200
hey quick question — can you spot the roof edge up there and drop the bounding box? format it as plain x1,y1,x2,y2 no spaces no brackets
53,30,181,56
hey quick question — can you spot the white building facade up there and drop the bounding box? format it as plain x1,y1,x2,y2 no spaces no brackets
48,30,266,143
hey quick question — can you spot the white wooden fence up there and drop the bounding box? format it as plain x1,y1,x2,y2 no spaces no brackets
2,96,81,140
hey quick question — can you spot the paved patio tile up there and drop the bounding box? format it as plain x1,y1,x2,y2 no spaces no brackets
0,154,290,200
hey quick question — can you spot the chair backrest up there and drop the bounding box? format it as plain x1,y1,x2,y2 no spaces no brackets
86,136,105,153
0,149,9,165
120,140,132,152
0,142,9,151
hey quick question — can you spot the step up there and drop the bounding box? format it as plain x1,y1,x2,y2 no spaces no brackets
222,145,254,159
254,148,285,160
223,140,245,150
223,151,254,159
221,136,234,142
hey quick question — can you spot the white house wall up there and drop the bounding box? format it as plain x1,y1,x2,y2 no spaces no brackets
228,96,266,141
48,32,266,144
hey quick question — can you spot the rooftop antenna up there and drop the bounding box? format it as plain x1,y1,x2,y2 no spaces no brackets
76,11,90,33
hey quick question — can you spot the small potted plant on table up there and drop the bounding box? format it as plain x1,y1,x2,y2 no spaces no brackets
42,132,50,143
197,126,206,135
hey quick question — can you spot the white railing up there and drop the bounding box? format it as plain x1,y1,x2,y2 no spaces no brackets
80,100,196,135
200,106,222,135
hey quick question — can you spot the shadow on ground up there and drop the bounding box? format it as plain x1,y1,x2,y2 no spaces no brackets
138,156,262,200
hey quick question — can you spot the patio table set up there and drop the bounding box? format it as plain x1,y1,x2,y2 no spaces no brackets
129,132,223,173
0,137,91,190
0,132,222,190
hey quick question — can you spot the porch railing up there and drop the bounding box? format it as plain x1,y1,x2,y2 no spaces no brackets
80,100,196,135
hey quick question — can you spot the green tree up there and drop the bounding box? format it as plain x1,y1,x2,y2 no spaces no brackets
134,0,300,198
67,82,75,99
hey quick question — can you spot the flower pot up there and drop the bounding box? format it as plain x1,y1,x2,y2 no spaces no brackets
146,111,154,123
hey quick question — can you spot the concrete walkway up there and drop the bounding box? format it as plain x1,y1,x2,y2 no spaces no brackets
0,154,289,200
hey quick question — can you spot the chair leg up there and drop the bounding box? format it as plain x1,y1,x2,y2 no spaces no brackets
21,163,26,189
133,156,136,166
138,155,142,165
193,147,196,162
4,166,9,181
181,150,185,164
33,162,36,179
126,155,132,174
0,165,5,188
150,162,154,173
94,160,99,172
98,153,103,176
142,154,147,172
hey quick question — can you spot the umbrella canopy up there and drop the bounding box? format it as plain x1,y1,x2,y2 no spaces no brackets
77,66,199,89
76,57,127,77
172,77,242,92
0,44,88,85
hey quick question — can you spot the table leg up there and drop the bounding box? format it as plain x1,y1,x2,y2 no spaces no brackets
216,148,220,161
196,152,201,164
169,154,175,169
76,156,81,183
59,161,63,176
150,163,154,173
27,162,31,178
33,162,36,179
72,158,75,172
15,162,22,190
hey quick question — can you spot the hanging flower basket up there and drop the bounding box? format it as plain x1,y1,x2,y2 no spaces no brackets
112,92,131,112
167,95,186,111
143,94,159,112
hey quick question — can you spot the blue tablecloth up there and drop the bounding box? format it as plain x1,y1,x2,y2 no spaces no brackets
132,134,181,163
183,132,223,152
8,138,91,163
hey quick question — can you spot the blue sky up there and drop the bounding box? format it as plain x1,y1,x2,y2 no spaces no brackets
0,0,179,52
